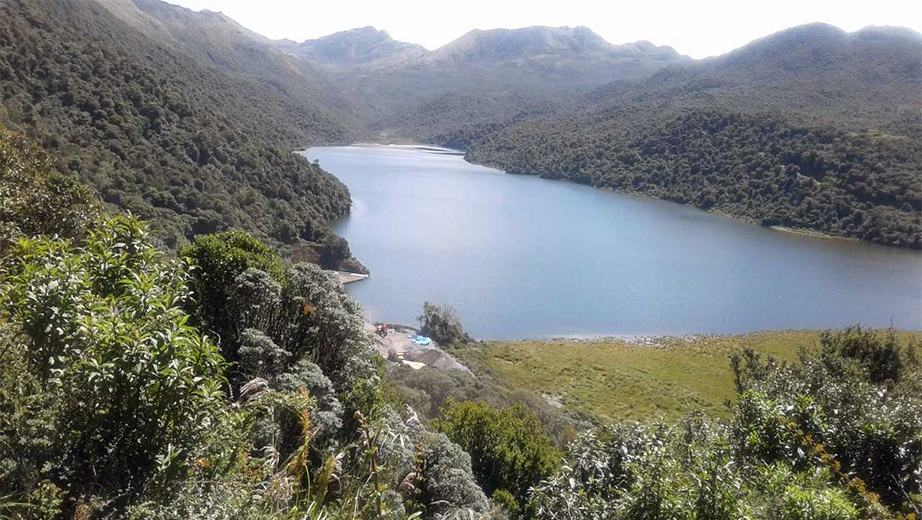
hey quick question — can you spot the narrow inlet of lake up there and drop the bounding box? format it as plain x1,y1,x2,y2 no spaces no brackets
302,145,922,340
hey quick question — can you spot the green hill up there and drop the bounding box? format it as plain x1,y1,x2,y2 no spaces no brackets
431,25,922,248
0,0,359,268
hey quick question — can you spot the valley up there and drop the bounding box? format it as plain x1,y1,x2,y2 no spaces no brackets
1,1,920,518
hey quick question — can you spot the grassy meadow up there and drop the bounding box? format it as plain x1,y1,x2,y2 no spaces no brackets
456,330,922,423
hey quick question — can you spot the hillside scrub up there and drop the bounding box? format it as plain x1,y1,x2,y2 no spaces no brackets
529,328,922,519
0,133,496,519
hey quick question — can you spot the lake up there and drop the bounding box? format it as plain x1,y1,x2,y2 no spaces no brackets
302,145,922,340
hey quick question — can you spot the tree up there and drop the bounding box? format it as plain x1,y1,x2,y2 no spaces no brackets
417,302,472,346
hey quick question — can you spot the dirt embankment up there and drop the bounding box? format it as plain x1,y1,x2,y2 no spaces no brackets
366,323,471,373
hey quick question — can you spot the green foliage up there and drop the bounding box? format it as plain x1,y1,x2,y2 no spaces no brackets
0,215,226,509
782,485,859,520
223,262,375,390
433,401,562,517
183,230,372,390
491,489,520,519
530,418,751,520
817,326,919,387
0,129,97,252
730,339,922,513
0,0,354,250
418,302,473,346
318,234,368,274
182,229,286,359
389,417,491,519
455,109,922,249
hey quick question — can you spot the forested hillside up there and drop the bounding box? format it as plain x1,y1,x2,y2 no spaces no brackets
0,0,361,267
460,109,921,248
434,24,922,248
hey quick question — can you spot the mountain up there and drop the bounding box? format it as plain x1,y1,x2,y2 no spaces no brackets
428,26,681,64
583,23,922,132
287,26,428,68
99,0,368,131
434,23,922,249
0,0,363,270
280,25,689,139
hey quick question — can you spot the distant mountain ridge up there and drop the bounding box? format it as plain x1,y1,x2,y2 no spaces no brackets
278,24,689,139
426,26,683,63
286,26,428,68
282,24,686,71
578,22,922,133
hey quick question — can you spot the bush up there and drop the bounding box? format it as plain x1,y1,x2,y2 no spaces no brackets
817,326,919,387
182,229,286,362
0,129,98,254
433,400,562,517
730,328,922,512
379,409,491,519
0,215,226,508
224,263,374,391
783,486,859,520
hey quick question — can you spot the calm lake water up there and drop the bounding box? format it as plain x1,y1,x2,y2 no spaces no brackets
302,145,922,340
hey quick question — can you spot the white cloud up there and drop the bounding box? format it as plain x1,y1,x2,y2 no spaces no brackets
167,0,922,58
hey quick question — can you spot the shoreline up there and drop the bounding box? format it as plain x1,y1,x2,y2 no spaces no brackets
486,327,921,345
456,153,913,251
768,225,856,242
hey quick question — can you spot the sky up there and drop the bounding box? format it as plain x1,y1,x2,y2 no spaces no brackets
167,0,922,59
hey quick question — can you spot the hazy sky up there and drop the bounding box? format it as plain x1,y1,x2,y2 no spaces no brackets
167,0,922,59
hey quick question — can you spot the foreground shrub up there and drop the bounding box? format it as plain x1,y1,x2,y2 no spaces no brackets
226,263,374,390
782,485,859,520
181,229,286,361
0,215,225,511
434,400,562,517
731,330,922,511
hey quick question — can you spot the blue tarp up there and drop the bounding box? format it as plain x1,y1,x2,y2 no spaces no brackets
413,335,432,346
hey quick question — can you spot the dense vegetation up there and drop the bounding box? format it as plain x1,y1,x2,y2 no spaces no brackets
433,401,563,518
426,25,922,249
2,129,921,519
0,131,493,519
452,109,922,248
0,0,361,267
2,4,921,517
